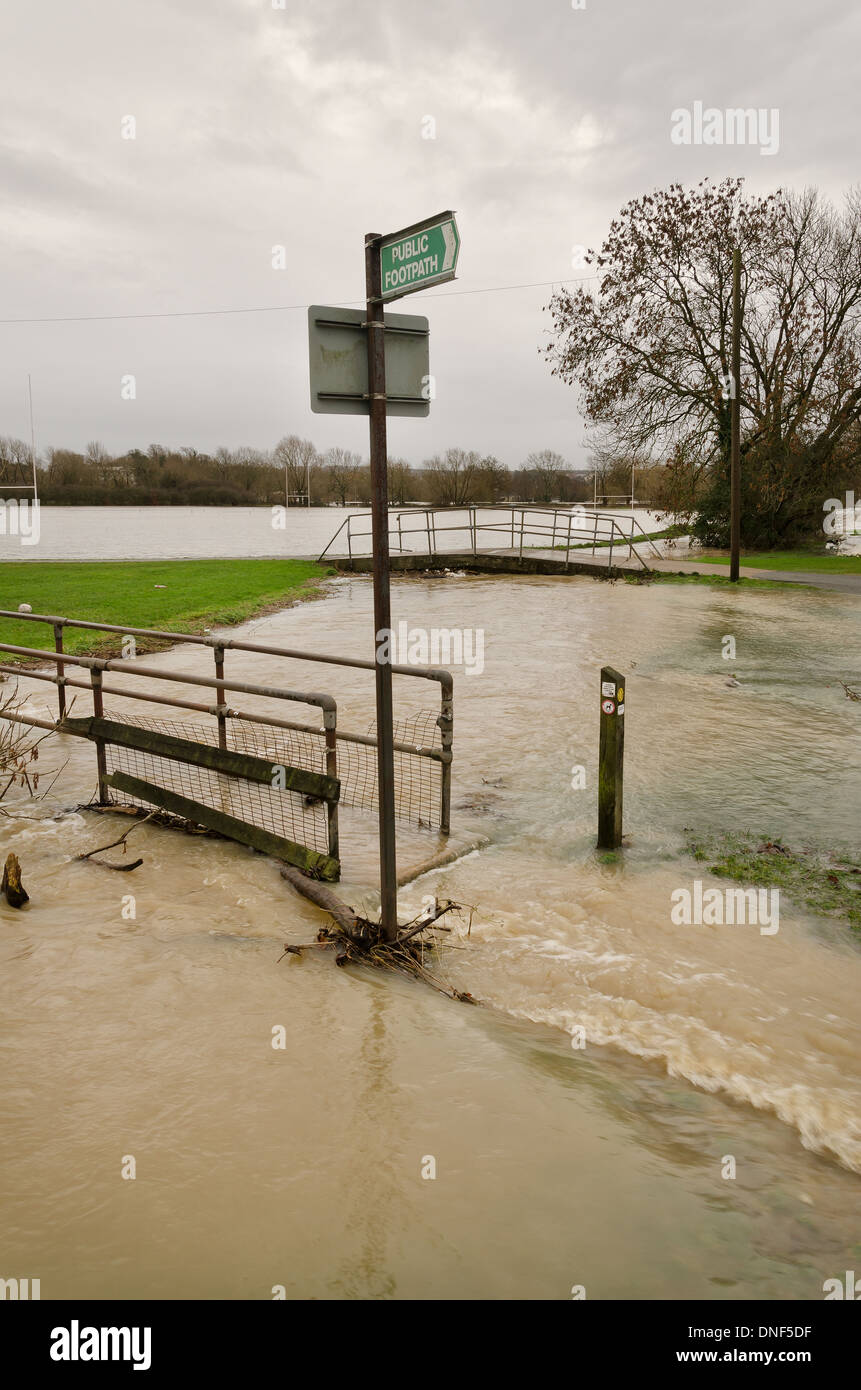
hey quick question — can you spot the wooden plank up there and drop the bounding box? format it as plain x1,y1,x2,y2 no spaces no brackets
60,715,339,803
104,771,340,881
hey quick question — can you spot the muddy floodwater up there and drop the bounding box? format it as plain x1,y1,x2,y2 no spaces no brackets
1,572,860,1299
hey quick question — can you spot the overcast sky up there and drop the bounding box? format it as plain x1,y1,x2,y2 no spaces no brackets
0,0,858,469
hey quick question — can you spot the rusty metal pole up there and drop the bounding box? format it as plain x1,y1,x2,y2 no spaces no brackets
90,666,109,804
365,232,398,940
323,708,340,867
438,676,453,835
213,643,228,750
730,247,742,582
53,622,66,719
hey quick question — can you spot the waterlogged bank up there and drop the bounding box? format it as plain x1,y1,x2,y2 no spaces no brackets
1,573,859,1298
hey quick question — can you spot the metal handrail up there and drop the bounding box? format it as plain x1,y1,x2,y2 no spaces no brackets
0,610,454,833
587,509,665,559
0,640,341,845
319,504,652,571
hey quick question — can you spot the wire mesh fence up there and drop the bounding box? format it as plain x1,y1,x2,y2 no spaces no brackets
104,706,443,835
103,713,330,854
0,613,453,879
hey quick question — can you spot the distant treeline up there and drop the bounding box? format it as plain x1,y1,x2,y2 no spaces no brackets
1,436,672,508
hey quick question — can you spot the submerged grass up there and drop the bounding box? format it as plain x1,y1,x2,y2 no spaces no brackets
623,571,811,591
685,830,861,931
691,550,861,574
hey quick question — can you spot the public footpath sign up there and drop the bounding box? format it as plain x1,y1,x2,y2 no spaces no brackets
379,211,460,301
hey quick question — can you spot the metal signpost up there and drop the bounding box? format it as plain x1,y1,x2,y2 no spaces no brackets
309,211,459,940
730,247,742,582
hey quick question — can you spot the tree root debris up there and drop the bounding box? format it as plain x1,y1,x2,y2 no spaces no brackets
279,865,479,1003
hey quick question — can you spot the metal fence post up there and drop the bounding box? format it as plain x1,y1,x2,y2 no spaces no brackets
90,666,109,804
438,678,453,835
213,644,228,749
323,707,340,865
53,622,66,719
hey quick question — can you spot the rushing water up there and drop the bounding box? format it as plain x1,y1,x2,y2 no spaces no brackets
1,571,860,1298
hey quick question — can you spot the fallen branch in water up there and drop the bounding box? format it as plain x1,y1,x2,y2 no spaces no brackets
75,811,155,871
279,865,479,1003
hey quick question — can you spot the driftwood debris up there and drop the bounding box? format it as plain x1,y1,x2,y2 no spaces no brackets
2,853,29,908
279,865,478,1003
75,811,155,872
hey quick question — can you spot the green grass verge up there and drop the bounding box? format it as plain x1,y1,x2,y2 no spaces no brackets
691,550,861,573
0,559,335,662
686,830,861,931
623,571,810,590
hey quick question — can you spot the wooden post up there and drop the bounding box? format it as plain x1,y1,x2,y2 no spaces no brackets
597,665,625,849
730,247,742,582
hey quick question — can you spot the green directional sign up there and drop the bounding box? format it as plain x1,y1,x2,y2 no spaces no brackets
379,211,460,301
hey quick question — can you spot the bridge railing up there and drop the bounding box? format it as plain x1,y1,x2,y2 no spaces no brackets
319,504,656,570
0,610,454,844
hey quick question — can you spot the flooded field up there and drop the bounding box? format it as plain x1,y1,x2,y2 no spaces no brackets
0,503,668,562
1,572,860,1299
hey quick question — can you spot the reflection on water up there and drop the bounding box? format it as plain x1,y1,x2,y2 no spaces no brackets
0,572,859,1298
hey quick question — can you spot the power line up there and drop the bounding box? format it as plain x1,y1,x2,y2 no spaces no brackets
0,274,598,327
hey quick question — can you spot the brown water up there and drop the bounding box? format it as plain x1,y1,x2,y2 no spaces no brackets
1,573,860,1299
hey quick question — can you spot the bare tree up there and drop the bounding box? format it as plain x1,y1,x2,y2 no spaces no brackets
423,448,482,506
544,178,861,541
274,435,317,500
525,449,568,503
324,447,362,505
0,436,35,488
